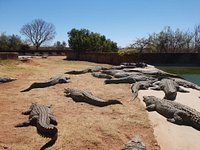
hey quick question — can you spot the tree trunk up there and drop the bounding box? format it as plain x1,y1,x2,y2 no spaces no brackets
36,44,39,50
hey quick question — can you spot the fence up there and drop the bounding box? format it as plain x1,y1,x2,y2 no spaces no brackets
0,52,19,60
0,50,67,56
65,51,200,66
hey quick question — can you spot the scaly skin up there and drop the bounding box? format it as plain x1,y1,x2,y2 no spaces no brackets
151,78,189,100
21,75,69,92
91,72,112,79
131,80,155,100
104,75,154,84
64,88,122,107
15,103,58,149
121,134,146,150
143,96,200,131
65,66,108,75
173,78,200,91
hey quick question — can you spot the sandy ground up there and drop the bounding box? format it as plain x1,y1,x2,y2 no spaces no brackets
138,82,200,150
0,56,159,150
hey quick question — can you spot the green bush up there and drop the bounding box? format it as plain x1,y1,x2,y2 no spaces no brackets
67,28,118,52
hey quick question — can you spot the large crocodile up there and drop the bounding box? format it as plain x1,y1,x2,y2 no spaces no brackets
131,81,155,100
111,62,147,70
91,72,112,79
101,69,142,78
123,68,183,79
64,88,122,107
101,69,124,76
173,78,200,91
15,103,58,150
65,66,108,75
104,75,154,84
143,96,200,131
0,77,16,83
151,78,189,100
21,75,69,92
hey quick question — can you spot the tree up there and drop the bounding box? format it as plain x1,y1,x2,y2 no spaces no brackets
67,28,118,52
0,33,29,50
20,19,56,50
130,37,149,53
8,35,22,50
194,24,200,52
0,33,9,50
54,41,67,50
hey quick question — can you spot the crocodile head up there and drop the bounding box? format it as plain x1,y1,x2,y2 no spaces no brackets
30,102,38,109
143,96,157,106
9,77,17,81
58,78,68,83
64,88,72,96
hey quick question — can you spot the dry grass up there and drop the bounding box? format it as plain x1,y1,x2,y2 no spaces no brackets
0,56,159,150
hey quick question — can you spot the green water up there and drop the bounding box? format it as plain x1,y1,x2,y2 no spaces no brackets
180,74,200,86
157,66,200,86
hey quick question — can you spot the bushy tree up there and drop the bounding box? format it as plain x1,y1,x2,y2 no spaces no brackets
67,28,118,52
130,37,149,53
0,33,9,50
0,33,29,50
129,25,199,53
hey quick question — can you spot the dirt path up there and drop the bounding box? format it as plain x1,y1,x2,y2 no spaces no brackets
0,57,159,150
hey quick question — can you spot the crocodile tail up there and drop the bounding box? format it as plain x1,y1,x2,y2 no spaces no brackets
108,99,123,105
37,127,58,138
40,131,58,150
36,122,57,138
20,87,32,92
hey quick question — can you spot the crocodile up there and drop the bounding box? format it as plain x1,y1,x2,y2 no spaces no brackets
131,81,155,100
123,68,183,79
0,77,16,83
15,103,58,150
21,75,70,92
64,88,122,107
173,78,200,91
65,66,108,75
101,69,124,76
101,69,142,78
111,62,147,70
143,96,200,131
151,78,189,100
121,134,146,150
91,72,112,79
104,75,155,84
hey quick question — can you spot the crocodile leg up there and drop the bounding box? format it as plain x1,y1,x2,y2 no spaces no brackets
167,111,188,125
146,104,156,111
150,84,161,90
49,115,58,125
177,87,190,93
15,120,31,127
22,109,32,115
15,115,38,127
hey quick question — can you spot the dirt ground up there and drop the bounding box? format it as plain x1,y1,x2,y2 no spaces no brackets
0,56,159,150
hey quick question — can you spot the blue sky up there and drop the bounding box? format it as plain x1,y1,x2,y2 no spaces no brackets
0,0,200,47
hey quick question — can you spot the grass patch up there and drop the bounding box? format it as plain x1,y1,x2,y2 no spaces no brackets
0,59,33,72
157,66,200,74
45,59,105,66
0,59,20,66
